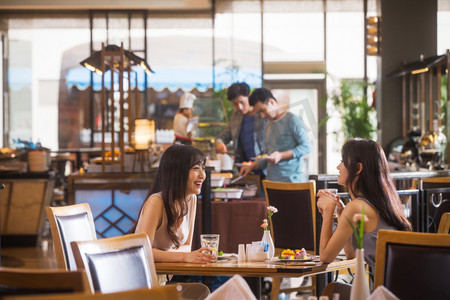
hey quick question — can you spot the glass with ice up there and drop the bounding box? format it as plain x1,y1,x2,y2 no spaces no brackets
200,234,220,262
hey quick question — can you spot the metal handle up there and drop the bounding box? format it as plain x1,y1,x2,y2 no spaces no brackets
230,175,243,184
430,193,442,208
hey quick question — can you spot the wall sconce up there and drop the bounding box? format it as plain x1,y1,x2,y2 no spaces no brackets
134,119,155,150
367,16,381,56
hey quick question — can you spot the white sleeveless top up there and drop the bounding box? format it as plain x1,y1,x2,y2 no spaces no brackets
150,192,197,251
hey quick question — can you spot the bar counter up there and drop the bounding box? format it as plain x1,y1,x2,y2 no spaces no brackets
310,169,450,189
311,169,450,236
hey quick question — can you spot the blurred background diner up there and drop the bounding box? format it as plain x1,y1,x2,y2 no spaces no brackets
0,0,450,299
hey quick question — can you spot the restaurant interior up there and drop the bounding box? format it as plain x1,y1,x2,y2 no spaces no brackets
0,0,450,299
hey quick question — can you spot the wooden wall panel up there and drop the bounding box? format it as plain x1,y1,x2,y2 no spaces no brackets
6,181,46,234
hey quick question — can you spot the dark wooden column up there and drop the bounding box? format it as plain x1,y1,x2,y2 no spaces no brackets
377,0,437,149
0,183,5,266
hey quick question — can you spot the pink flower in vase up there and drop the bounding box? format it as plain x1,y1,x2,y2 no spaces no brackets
261,219,269,230
261,206,278,231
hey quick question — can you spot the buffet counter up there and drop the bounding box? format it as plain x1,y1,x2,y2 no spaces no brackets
310,170,450,189
310,170,450,235
195,198,267,253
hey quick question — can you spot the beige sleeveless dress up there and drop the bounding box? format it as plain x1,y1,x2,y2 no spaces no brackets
151,192,196,252
137,192,197,286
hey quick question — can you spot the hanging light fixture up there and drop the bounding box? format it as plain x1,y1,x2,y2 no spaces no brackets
80,44,154,76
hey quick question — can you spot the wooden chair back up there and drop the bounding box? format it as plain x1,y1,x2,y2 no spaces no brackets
2,286,180,300
71,233,158,294
262,180,316,255
262,180,317,299
321,282,351,300
0,267,90,296
438,212,450,233
374,230,450,299
421,176,450,184
46,203,97,271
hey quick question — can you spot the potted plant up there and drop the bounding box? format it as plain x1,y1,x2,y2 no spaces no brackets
331,79,376,140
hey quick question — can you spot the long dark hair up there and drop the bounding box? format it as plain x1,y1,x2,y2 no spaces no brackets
138,144,206,247
342,138,412,231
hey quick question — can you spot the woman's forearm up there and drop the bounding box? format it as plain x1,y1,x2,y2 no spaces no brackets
343,239,356,259
152,248,187,263
319,211,335,262
175,245,192,252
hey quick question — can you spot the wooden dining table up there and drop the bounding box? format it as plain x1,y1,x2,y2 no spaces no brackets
155,256,356,299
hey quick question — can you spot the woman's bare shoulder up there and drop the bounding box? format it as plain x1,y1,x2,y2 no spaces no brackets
342,198,378,229
143,193,164,211
187,194,197,203
344,198,376,215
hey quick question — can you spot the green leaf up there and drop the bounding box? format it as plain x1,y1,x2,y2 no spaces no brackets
330,79,376,140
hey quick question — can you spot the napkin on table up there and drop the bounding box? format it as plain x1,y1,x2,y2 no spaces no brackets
205,275,256,300
367,286,400,300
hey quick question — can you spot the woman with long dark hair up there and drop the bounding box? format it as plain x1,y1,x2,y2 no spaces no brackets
135,144,212,263
317,138,411,270
135,145,212,299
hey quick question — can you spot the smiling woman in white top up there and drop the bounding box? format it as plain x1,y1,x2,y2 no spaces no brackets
135,144,212,299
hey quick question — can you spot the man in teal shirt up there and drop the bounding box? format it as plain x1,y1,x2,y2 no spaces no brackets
240,88,312,182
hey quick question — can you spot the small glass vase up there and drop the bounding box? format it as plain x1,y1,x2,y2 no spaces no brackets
350,248,370,300
261,230,275,260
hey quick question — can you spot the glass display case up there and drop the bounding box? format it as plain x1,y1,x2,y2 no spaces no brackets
192,97,228,156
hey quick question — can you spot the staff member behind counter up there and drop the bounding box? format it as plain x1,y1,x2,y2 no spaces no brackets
240,88,311,183
215,82,268,165
173,92,197,146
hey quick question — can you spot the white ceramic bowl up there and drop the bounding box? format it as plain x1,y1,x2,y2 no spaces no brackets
212,188,244,199
206,160,221,172
242,186,258,198
210,176,225,187
248,252,268,262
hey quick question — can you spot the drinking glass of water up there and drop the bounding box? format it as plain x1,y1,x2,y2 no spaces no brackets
200,234,220,262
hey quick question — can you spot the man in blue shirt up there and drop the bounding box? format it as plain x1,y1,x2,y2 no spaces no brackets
240,88,312,182
215,82,267,164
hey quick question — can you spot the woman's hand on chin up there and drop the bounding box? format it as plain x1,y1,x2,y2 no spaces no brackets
184,248,214,264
